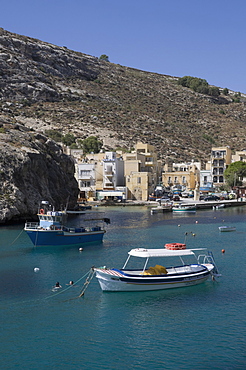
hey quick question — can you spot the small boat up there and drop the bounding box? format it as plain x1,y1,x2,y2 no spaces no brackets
151,204,172,214
213,204,225,210
94,243,220,292
219,226,236,232
172,204,196,212
24,201,110,246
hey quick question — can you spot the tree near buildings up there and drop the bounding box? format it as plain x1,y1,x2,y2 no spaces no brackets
62,133,76,146
224,161,246,187
82,136,103,154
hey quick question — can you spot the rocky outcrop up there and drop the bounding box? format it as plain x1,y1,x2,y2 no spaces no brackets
0,117,79,223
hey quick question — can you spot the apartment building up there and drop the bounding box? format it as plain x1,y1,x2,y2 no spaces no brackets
231,150,246,163
123,142,161,201
162,161,200,191
211,146,231,187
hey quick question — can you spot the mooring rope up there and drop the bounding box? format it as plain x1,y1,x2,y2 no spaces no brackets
0,269,94,310
78,268,95,298
44,269,93,300
8,229,24,247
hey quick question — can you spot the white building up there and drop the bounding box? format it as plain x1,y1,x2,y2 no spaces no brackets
102,152,124,190
76,161,97,200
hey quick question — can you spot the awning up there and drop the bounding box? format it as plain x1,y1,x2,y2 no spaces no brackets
128,248,207,258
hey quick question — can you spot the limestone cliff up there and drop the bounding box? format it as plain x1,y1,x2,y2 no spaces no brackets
0,118,79,223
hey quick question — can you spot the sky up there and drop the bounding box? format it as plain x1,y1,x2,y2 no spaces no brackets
1,0,246,93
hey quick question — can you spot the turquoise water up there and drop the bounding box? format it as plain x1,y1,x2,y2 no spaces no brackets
0,206,246,369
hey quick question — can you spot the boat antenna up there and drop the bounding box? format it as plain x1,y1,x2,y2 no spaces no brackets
65,195,70,212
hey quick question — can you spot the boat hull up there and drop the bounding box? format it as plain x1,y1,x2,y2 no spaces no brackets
219,226,236,232
95,267,212,292
25,229,105,246
172,207,196,212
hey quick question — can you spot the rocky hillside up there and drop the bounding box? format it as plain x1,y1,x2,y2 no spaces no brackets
1,28,246,163
0,28,246,223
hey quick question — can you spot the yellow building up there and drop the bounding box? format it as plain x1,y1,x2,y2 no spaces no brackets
123,142,161,201
162,162,200,191
232,150,246,163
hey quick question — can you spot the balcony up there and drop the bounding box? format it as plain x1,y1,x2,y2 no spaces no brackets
104,170,114,176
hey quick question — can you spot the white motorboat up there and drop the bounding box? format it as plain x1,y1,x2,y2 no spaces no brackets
172,204,196,212
151,204,172,214
94,243,220,292
213,204,225,210
219,226,236,232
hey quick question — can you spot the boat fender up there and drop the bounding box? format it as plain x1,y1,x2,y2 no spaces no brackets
40,208,44,214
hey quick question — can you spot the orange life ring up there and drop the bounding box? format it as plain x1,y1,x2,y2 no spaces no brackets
40,208,44,214
165,243,186,250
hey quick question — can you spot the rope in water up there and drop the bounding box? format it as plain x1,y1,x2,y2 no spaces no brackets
0,269,94,309
78,268,95,297
44,269,93,300
8,229,24,246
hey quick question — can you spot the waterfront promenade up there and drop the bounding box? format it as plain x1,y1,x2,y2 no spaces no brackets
93,198,246,210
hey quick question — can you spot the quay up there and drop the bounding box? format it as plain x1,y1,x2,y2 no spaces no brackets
89,199,246,210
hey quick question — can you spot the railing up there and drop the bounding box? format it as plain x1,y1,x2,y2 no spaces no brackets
25,222,39,229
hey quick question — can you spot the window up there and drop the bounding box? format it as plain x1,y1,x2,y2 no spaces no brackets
137,177,141,184
174,177,178,183
145,157,153,162
204,176,207,184
80,170,90,177
168,177,171,183
213,159,218,166
213,176,218,183
219,168,224,174
80,181,91,187
219,176,224,183
182,176,186,183
219,159,224,167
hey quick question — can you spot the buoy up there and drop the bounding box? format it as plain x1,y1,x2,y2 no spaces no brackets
178,224,181,227
34,267,40,272
79,248,83,251
221,249,225,253
192,233,196,236
195,221,198,224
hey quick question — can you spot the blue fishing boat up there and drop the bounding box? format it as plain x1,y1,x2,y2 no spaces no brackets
24,201,110,246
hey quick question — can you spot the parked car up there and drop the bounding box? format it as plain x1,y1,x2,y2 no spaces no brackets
204,195,220,201
159,197,171,204
173,195,180,201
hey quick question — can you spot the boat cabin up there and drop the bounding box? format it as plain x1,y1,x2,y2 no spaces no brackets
38,211,66,229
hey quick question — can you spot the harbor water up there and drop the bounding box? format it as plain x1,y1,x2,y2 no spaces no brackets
0,206,246,369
